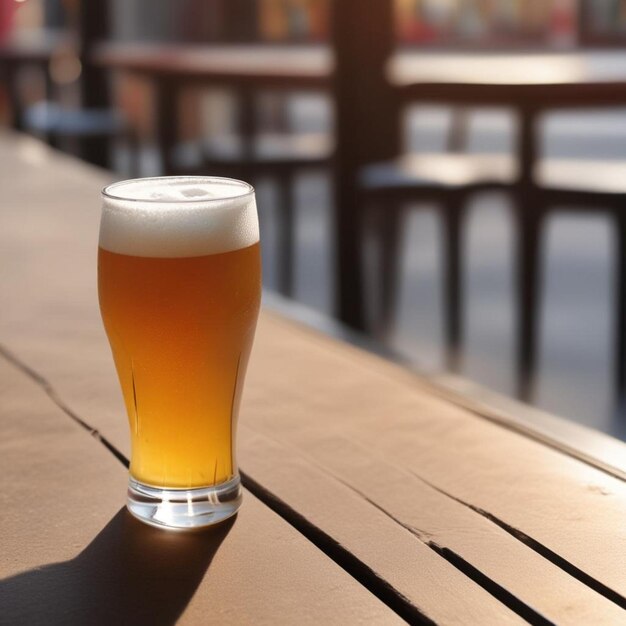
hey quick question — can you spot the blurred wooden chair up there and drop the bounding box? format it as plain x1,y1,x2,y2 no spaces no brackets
167,87,333,296
359,152,516,372
360,149,626,401
534,159,626,399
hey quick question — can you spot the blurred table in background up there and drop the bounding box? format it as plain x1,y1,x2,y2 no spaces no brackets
93,42,332,172
0,30,71,132
93,42,331,87
94,41,333,298
366,49,626,401
94,40,626,398
390,49,626,185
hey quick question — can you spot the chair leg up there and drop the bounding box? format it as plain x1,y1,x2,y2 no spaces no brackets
4,64,23,131
443,195,464,371
275,173,295,297
47,132,60,151
154,79,178,175
446,107,470,153
514,198,543,402
374,203,403,340
126,129,141,178
42,68,58,150
615,213,626,402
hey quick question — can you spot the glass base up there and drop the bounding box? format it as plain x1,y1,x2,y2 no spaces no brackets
127,475,242,530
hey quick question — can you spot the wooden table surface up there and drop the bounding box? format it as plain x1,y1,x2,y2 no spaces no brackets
3,132,626,625
93,42,626,102
93,42,332,89
392,49,626,85
391,50,626,107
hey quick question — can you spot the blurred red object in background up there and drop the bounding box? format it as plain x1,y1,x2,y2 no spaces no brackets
0,0,16,43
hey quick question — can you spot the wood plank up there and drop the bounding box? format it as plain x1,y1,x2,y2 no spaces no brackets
238,425,626,625
0,133,125,442
0,358,128,579
0,330,525,624
0,339,526,625
242,313,626,600
263,290,626,481
0,357,404,626
239,425,526,625
432,372,626,481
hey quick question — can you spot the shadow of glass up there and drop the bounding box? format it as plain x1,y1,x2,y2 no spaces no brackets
0,508,235,625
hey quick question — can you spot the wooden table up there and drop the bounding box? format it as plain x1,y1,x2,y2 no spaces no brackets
93,42,332,175
93,42,332,88
3,132,626,624
94,42,333,301
390,49,626,188
92,42,626,331
387,49,626,399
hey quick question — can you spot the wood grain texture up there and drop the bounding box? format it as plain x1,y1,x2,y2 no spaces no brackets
239,426,626,625
243,313,626,602
240,426,527,625
0,358,403,626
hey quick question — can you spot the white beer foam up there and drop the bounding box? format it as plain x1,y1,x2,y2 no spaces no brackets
100,177,259,258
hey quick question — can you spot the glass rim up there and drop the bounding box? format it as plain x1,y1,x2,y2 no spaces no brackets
101,175,255,204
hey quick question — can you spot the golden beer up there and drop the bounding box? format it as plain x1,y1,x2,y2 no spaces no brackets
99,176,260,529
98,243,260,487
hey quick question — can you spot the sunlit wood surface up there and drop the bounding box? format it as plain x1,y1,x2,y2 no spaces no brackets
2,132,626,624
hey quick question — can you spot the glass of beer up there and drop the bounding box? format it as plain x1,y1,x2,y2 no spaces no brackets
98,176,261,530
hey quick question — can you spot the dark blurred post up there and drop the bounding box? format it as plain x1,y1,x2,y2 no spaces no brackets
44,0,66,28
77,0,110,167
331,0,399,330
576,0,590,45
222,0,259,42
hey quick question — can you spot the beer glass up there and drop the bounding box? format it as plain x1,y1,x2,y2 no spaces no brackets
98,177,261,529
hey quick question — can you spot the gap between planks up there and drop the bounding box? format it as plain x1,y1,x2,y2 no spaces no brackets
0,343,128,468
0,344,434,626
237,422,626,625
